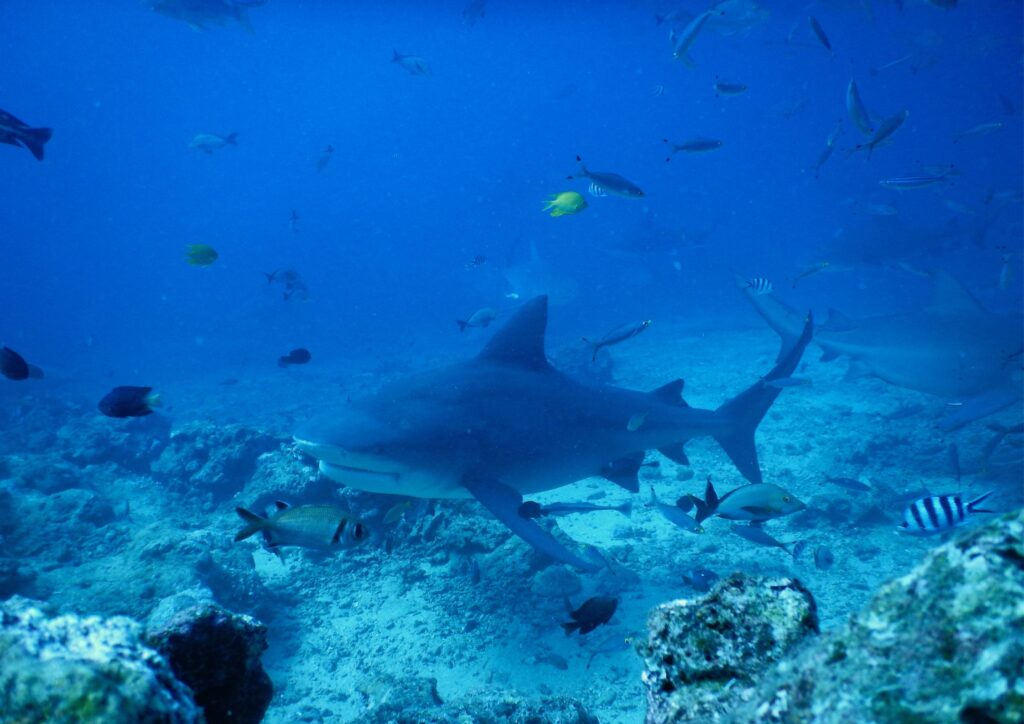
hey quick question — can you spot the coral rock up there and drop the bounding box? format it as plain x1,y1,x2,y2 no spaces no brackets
0,596,201,723
639,574,819,722
145,594,273,724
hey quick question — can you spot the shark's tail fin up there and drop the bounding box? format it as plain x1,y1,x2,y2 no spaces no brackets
713,312,813,483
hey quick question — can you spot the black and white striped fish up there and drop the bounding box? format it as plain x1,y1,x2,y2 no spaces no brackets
898,492,995,536
745,277,773,295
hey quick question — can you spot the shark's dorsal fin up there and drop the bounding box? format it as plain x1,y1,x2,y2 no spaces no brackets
927,271,988,316
477,296,551,370
650,379,689,407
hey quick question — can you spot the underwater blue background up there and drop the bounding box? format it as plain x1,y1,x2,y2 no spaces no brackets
2,0,1020,388
0,2,1022,722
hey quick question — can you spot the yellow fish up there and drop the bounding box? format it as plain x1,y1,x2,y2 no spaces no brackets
185,244,218,267
544,191,588,217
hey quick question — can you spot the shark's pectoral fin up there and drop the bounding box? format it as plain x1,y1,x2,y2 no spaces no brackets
819,349,841,362
657,446,690,466
463,478,600,572
600,452,645,493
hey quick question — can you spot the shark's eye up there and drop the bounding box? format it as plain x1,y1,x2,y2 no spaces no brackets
783,496,791,502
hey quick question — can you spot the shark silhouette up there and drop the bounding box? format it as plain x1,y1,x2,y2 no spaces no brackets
296,296,812,571
740,272,1022,429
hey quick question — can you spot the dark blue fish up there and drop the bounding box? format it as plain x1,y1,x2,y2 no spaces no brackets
814,546,834,570
279,348,312,367
562,596,618,635
0,108,52,161
98,386,161,418
681,567,719,592
1,346,30,381
518,500,631,518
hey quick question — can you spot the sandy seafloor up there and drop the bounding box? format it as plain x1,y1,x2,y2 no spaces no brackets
1,320,1021,723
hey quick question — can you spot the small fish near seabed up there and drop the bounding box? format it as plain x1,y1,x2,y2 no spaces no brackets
681,567,720,592
1,346,30,381
188,132,238,153
392,50,431,76
0,109,52,161
264,269,310,301
898,492,995,536
278,348,312,367
825,476,872,492
235,502,369,551
562,596,618,635
148,0,267,31
569,156,645,199
185,244,219,267
457,306,498,332
649,486,702,533
518,500,632,518
730,523,790,552
544,191,588,217
582,320,651,361
814,545,835,569
98,386,162,418
683,476,805,524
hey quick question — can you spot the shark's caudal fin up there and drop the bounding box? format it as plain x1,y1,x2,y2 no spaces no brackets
713,312,813,483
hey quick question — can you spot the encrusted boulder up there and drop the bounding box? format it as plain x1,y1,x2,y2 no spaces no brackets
731,509,1024,723
145,593,273,724
0,596,201,723
639,574,818,722
152,422,281,498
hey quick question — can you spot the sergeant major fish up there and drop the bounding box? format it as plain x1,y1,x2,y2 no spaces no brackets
898,492,995,536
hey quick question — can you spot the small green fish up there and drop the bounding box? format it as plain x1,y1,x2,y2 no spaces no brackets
188,132,237,153
685,476,805,524
383,500,412,525
185,243,219,267
235,502,368,550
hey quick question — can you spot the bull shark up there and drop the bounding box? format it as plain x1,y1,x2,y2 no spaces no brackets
739,272,1022,430
295,296,812,571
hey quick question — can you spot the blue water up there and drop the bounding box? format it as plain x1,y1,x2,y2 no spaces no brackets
1,1,1021,721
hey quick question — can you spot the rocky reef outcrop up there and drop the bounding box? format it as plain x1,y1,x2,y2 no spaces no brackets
638,574,818,722
732,509,1024,723
0,596,201,723
145,592,273,724
641,510,1024,723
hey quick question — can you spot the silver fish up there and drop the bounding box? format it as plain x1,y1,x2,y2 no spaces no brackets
571,157,645,198
670,10,713,64
664,137,723,154
392,50,431,75
856,109,908,156
582,320,651,361
846,80,874,137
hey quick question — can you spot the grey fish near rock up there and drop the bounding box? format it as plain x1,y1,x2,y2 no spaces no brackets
235,502,369,550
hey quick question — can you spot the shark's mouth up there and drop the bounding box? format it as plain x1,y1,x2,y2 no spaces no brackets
319,462,401,488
